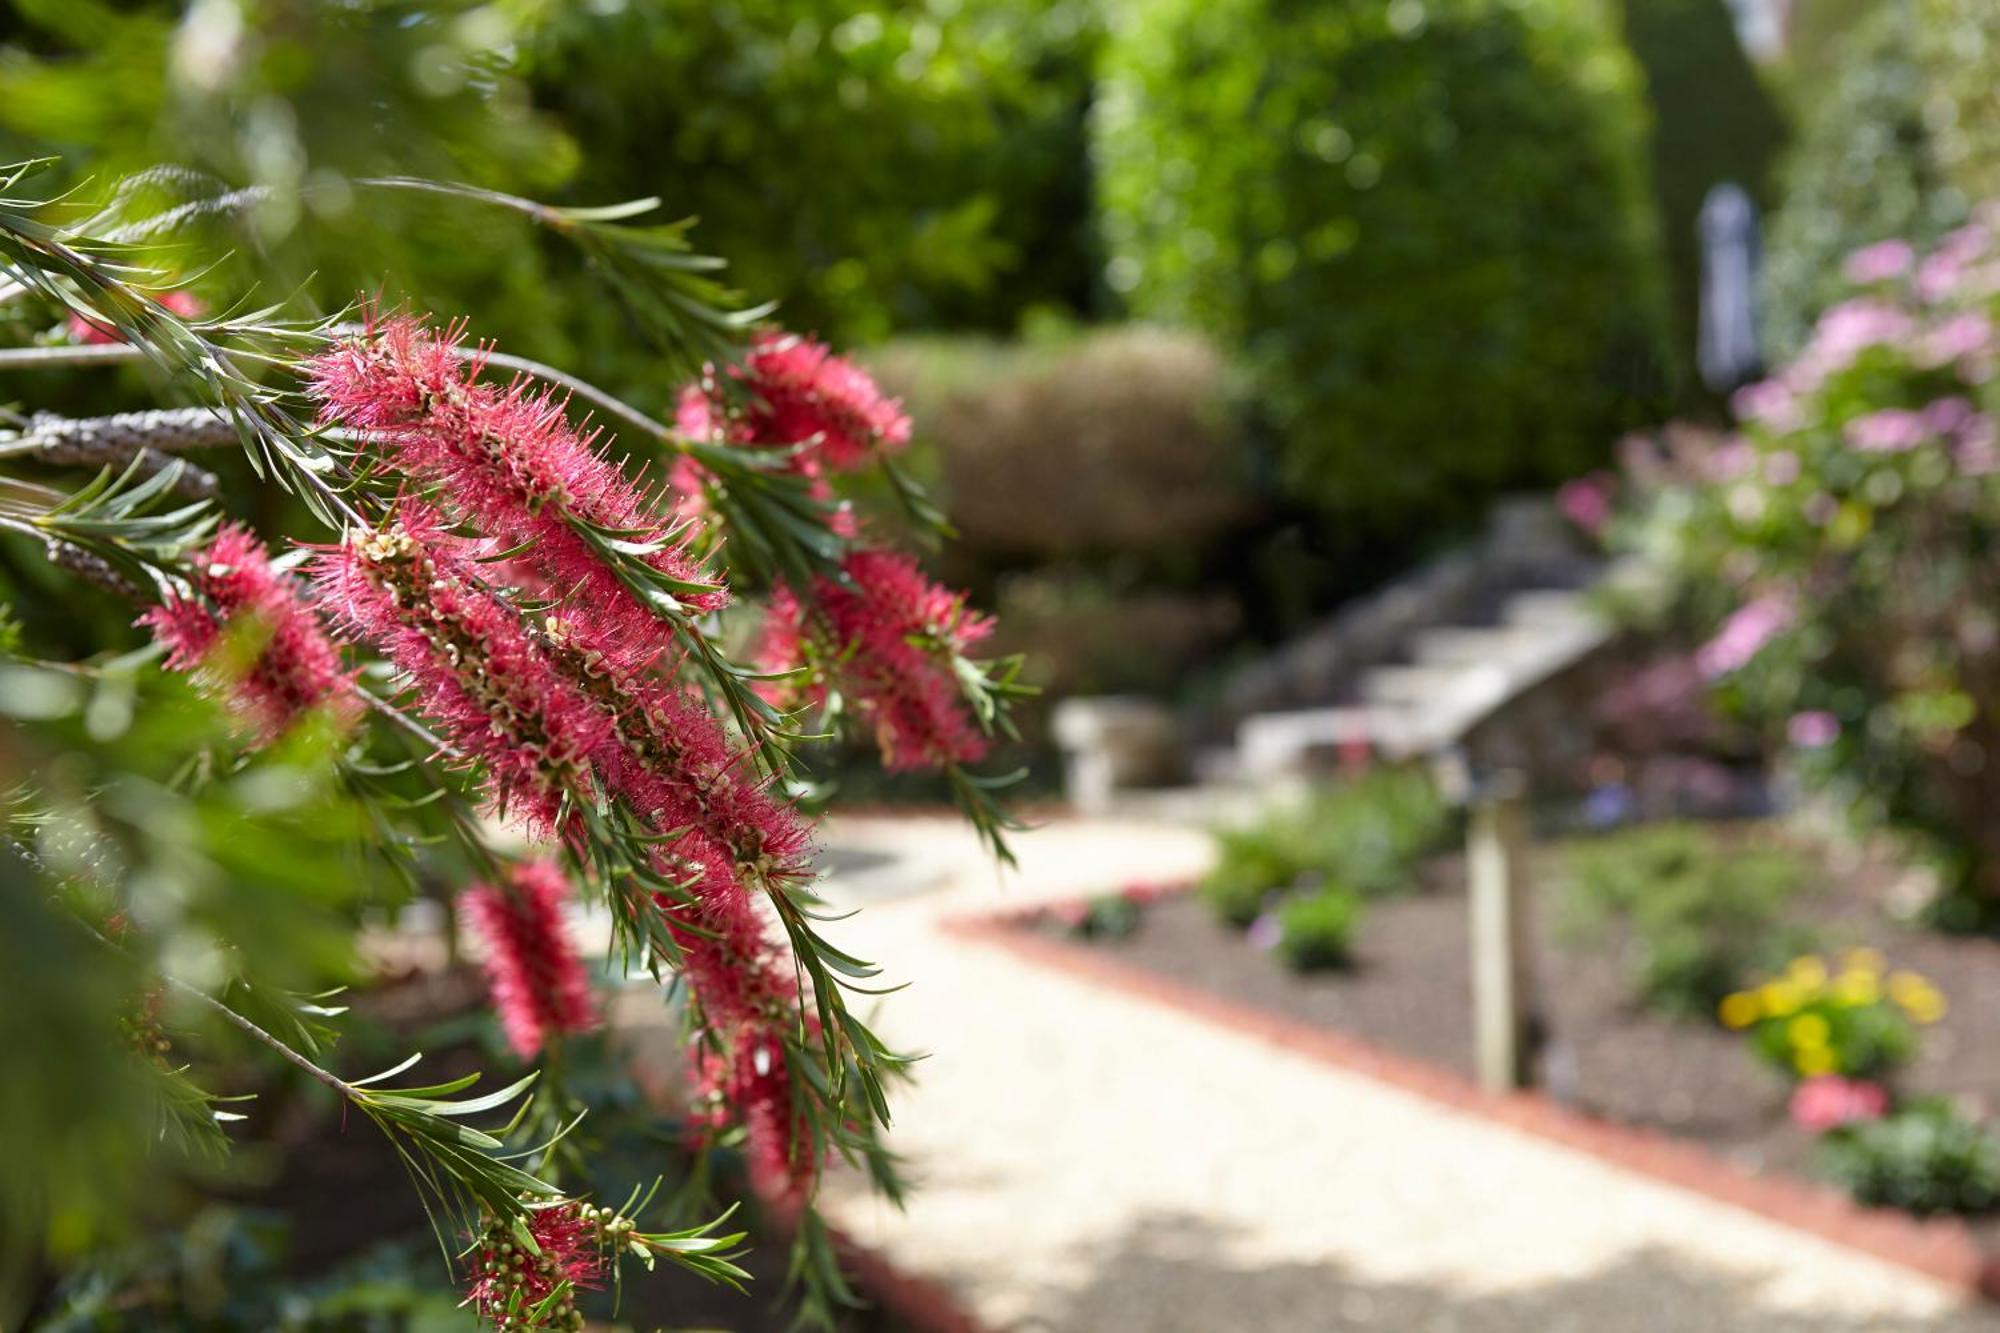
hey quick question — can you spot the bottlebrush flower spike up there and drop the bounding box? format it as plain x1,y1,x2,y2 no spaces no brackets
313,504,612,836
675,331,910,475
689,1023,814,1200
539,611,814,894
460,860,599,1061
465,1202,602,1328
69,290,204,346
306,316,725,649
760,548,994,771
141,522,354,742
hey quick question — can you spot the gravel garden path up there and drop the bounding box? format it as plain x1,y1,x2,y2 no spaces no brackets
815,813,2000,1332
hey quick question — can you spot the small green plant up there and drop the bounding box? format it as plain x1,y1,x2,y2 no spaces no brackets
1722,952,1939,1082
1201,767,1453,928
1819,1098,2000,1215
1059,892,1144,941
1276,886,1363,972
1562,823,1811,1019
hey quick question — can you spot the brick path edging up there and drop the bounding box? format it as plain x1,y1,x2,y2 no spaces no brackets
943,894,2000,1304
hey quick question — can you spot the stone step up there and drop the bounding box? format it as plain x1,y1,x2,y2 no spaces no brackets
1502,589,1603,631
1409,624,1540,669
1236,706,1377,780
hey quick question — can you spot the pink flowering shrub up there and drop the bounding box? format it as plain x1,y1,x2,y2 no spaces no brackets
1611,210,2000,912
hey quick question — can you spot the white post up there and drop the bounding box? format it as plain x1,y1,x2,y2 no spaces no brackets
1469,772,1537,1092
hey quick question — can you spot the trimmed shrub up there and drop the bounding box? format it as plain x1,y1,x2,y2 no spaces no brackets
868,327,1253,565
1277,886,1362,972
1096,0,1670,535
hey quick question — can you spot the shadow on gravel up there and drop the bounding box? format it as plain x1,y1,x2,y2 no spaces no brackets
1012,1212,2000,1333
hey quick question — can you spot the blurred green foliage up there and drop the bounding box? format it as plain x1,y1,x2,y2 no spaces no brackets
1820,1098,2000,1215
527,0,1101,348
1561,823,1810,1020
1276,884,1361,972
1760,4,1966,358
1096,0,1670,537
1618,0,1788,408
1200,766,1453,929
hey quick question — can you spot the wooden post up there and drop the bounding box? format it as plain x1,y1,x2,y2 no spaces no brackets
1469,771,1538,1092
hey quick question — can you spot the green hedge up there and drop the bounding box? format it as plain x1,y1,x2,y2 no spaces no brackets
1095,0,1670,535
1618,0,1788,407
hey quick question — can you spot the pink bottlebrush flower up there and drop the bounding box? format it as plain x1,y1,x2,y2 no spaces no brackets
140,522,354,742
1762,450,1800,486
1845,408,1930,453
1702,437,1757,482
1958,414,2000,475
1696,593,1795,679
1556,472,1614,537
1843,239,1914,285
307,317,725,650
1789,1075,1890,1132
1787,710,1840,749
465,1202,602,1326
313,506,613,836
760,549,994,771
675,332,911,476
69,290,204,345
460,860,599,1061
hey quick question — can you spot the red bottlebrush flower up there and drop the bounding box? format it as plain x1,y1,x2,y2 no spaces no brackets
460,860,599,1061
760,548,994,771
313,505,612,836
688,1023,815,1200
140,522,354,742
465,1203,602,1328
69,290,204,345
674,331,910,477
306,317,725,650
539,611,814,897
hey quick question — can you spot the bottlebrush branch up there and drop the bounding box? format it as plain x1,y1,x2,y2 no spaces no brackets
0,157,1013,1329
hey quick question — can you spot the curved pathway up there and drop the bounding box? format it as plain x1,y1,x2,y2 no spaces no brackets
816,814,2000,1333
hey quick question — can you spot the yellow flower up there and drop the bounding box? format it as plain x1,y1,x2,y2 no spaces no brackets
1831,969,1880,1007
1843,947,1885,975
1795,1046,1837,1077
1888,971,1948,1024
1758,980,1803,1018
1787,1013,1831,1049
1719,992,1761,1029
1786,956,1828,992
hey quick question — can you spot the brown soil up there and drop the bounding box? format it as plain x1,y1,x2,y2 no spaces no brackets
1061,838,2000,1220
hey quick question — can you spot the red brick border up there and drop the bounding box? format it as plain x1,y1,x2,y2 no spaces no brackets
944,892,2000,1302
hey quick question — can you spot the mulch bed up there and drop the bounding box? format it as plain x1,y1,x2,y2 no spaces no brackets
1037,832,2000,1242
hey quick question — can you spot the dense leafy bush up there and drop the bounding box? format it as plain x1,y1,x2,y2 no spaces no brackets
1617,0,1788,403
1820,1098,2000,1215
1096,0,1669,534
1200,767,1453,928
1724,952,1938,1082
1277,886,1362,972
1563,823,1809,1018
1613,221,2000,911
527,0,1101,345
